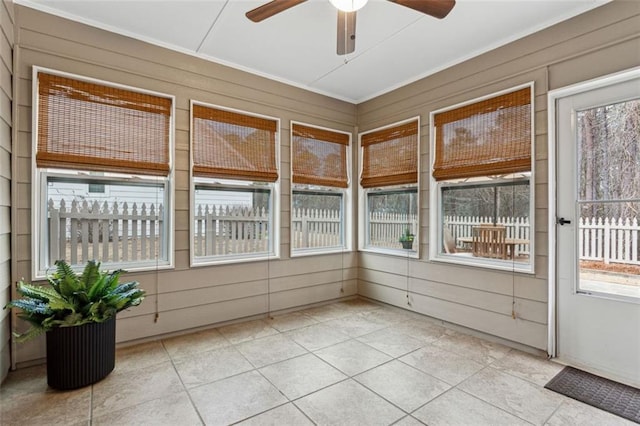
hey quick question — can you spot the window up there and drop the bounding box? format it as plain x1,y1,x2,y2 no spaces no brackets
291,122,350,255
359,118,419,254
33,68,174,277
430,84,534,272
191,101,279,264
88,183,105,193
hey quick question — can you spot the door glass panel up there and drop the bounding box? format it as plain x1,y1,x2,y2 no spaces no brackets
576,99,640,299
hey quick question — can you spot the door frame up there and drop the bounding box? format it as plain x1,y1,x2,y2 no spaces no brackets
547,66,640,358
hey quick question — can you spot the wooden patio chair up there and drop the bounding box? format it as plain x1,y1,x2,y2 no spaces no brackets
472,225,507,259
443,226,457,254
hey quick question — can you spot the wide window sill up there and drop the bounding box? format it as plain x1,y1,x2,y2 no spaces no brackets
359,246,419,259
192,253,281,267
34,260,173,281
432,252,534,274
291,247,351,258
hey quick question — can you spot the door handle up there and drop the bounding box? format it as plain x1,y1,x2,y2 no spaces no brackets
558,217,571,225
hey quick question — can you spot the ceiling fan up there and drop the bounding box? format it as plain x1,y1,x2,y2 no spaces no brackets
246,0,456,55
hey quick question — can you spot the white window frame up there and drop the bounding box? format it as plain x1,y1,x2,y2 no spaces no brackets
429,83,535,273
189,100,280,267
32,67,175,279
358,117,420,258
290,121,352,257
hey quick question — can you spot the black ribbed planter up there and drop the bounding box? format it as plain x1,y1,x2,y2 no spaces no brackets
46,316,116,390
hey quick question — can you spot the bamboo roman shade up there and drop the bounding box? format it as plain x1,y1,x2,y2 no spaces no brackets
360,120,418,188
192,104,278,182
432,86,532,181
292,123,349,188
36,72,172,176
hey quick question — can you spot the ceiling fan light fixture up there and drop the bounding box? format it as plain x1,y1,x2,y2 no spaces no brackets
329,0,368,12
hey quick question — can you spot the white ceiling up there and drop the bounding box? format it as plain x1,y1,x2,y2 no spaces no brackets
16,0,610,103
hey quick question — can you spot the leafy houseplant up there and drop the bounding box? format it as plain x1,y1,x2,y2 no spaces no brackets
4,260,145,389
399,228,415,249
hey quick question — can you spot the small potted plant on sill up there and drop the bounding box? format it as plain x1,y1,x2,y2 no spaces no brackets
399,228,415,250
4,259,145,390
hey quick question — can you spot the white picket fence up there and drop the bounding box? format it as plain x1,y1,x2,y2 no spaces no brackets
291,208,342,249
48,199,163,264
369,212,418,248
579,217,639,265
193,204,269,257
48,199,640,266
446,215,640,265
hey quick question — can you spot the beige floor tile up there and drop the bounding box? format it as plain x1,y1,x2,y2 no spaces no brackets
161,327,230,359
115,340,170,372
413,388,531,426
432,331,511,365
267,311,319,332
235,333,308,368
0,385,91,425
388,318,449,344
490,349,564,386
358,327,425,358
400,345,485,386
189,370,287,425
2,300,629,426
285,323,350,351
217,319,279,344
359,307,415,326
457,367,564,425
314,339,392,376
91,360,184,418
92,391,202,426
324,314,388,337
545,398,637,426
334,298,383,315
258,353,347,399
393,415,426,425
295,379,405,425
300,303,353,322
355,360,451,412
237,402,314,425
0,364,49,398
172,345,253,388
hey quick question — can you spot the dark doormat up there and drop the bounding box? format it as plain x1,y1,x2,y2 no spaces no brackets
545,366,640,424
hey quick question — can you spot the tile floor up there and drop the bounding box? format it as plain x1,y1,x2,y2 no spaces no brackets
0,298,635,425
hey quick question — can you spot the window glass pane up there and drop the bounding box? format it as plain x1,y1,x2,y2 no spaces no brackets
193,186,272,258
88,183,105,193
367,188,417,250
577,98,640,299
44,177,167,269
577,99,640,201
441,180,531,263
292,191,343,250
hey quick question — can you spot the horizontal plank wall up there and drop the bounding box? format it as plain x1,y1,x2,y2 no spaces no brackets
0,0,13,382
356,0,640,351
12,5,358,364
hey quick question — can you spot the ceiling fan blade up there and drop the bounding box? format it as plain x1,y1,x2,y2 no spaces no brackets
337,11,356,55
246,0,307,23
389,0,455,19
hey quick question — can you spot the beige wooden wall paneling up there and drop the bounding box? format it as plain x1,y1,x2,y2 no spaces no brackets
356,1,640,351
0,0,11,383
12,5,358,365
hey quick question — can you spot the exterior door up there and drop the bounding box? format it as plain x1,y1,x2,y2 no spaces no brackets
555,70,640,387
